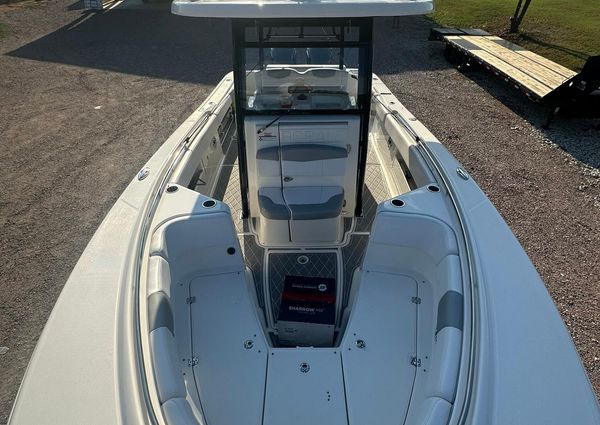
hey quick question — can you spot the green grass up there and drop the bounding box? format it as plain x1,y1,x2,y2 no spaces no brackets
431,0,600,71
0,21,6,39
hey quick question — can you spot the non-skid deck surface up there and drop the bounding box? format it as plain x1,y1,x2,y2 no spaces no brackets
210,146,266,305
341,234,368,306
210,138,245,233
215,163,243,232
356,143,392,231
208,140,393,313
209,154,385,312
446,35,576,98
241,234,266,307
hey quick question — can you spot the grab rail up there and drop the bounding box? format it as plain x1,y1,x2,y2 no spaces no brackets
130,79,233,425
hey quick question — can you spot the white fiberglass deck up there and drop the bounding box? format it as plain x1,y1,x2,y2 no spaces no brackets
186,255,418,425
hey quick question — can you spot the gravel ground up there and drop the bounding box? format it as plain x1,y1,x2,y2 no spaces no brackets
0,2,231,421
0,1,598,422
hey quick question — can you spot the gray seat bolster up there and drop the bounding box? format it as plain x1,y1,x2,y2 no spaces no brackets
281,144,348,162
148,291,175,335
436,291,464,335
256,146,280,161
258,188,291,220
288,191,344,220
257,144,348,162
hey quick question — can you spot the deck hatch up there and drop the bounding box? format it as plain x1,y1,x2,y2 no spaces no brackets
341,272,418,425
189,272,268,425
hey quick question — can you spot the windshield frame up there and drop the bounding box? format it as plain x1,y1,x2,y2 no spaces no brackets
232,18,373,117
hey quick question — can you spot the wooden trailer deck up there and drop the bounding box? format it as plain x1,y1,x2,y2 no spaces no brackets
444,35,576,99
430,28,600,122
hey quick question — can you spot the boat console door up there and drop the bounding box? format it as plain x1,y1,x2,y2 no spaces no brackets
247,116,360,244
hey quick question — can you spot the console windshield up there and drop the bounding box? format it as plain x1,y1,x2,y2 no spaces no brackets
234,20,372,114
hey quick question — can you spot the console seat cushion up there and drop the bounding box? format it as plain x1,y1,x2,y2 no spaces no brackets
258,186,344,220
285,186,344,220
258,188,290,220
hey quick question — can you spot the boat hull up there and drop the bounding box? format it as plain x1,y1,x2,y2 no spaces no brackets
9,73,600,425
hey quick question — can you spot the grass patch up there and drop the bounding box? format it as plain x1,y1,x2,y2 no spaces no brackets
0,21,6,39
431,0,600,71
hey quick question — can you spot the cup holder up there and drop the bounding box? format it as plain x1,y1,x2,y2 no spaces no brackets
427,185,440,193
202,199,217,209
297,255,309,265
166,185,178,193
391,199,405,207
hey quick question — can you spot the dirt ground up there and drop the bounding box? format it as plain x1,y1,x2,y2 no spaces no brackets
0,1,598,422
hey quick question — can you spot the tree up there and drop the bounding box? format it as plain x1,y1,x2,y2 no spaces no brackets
509,0,533,33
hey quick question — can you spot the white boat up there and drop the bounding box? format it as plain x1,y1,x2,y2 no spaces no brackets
9,1,600,424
